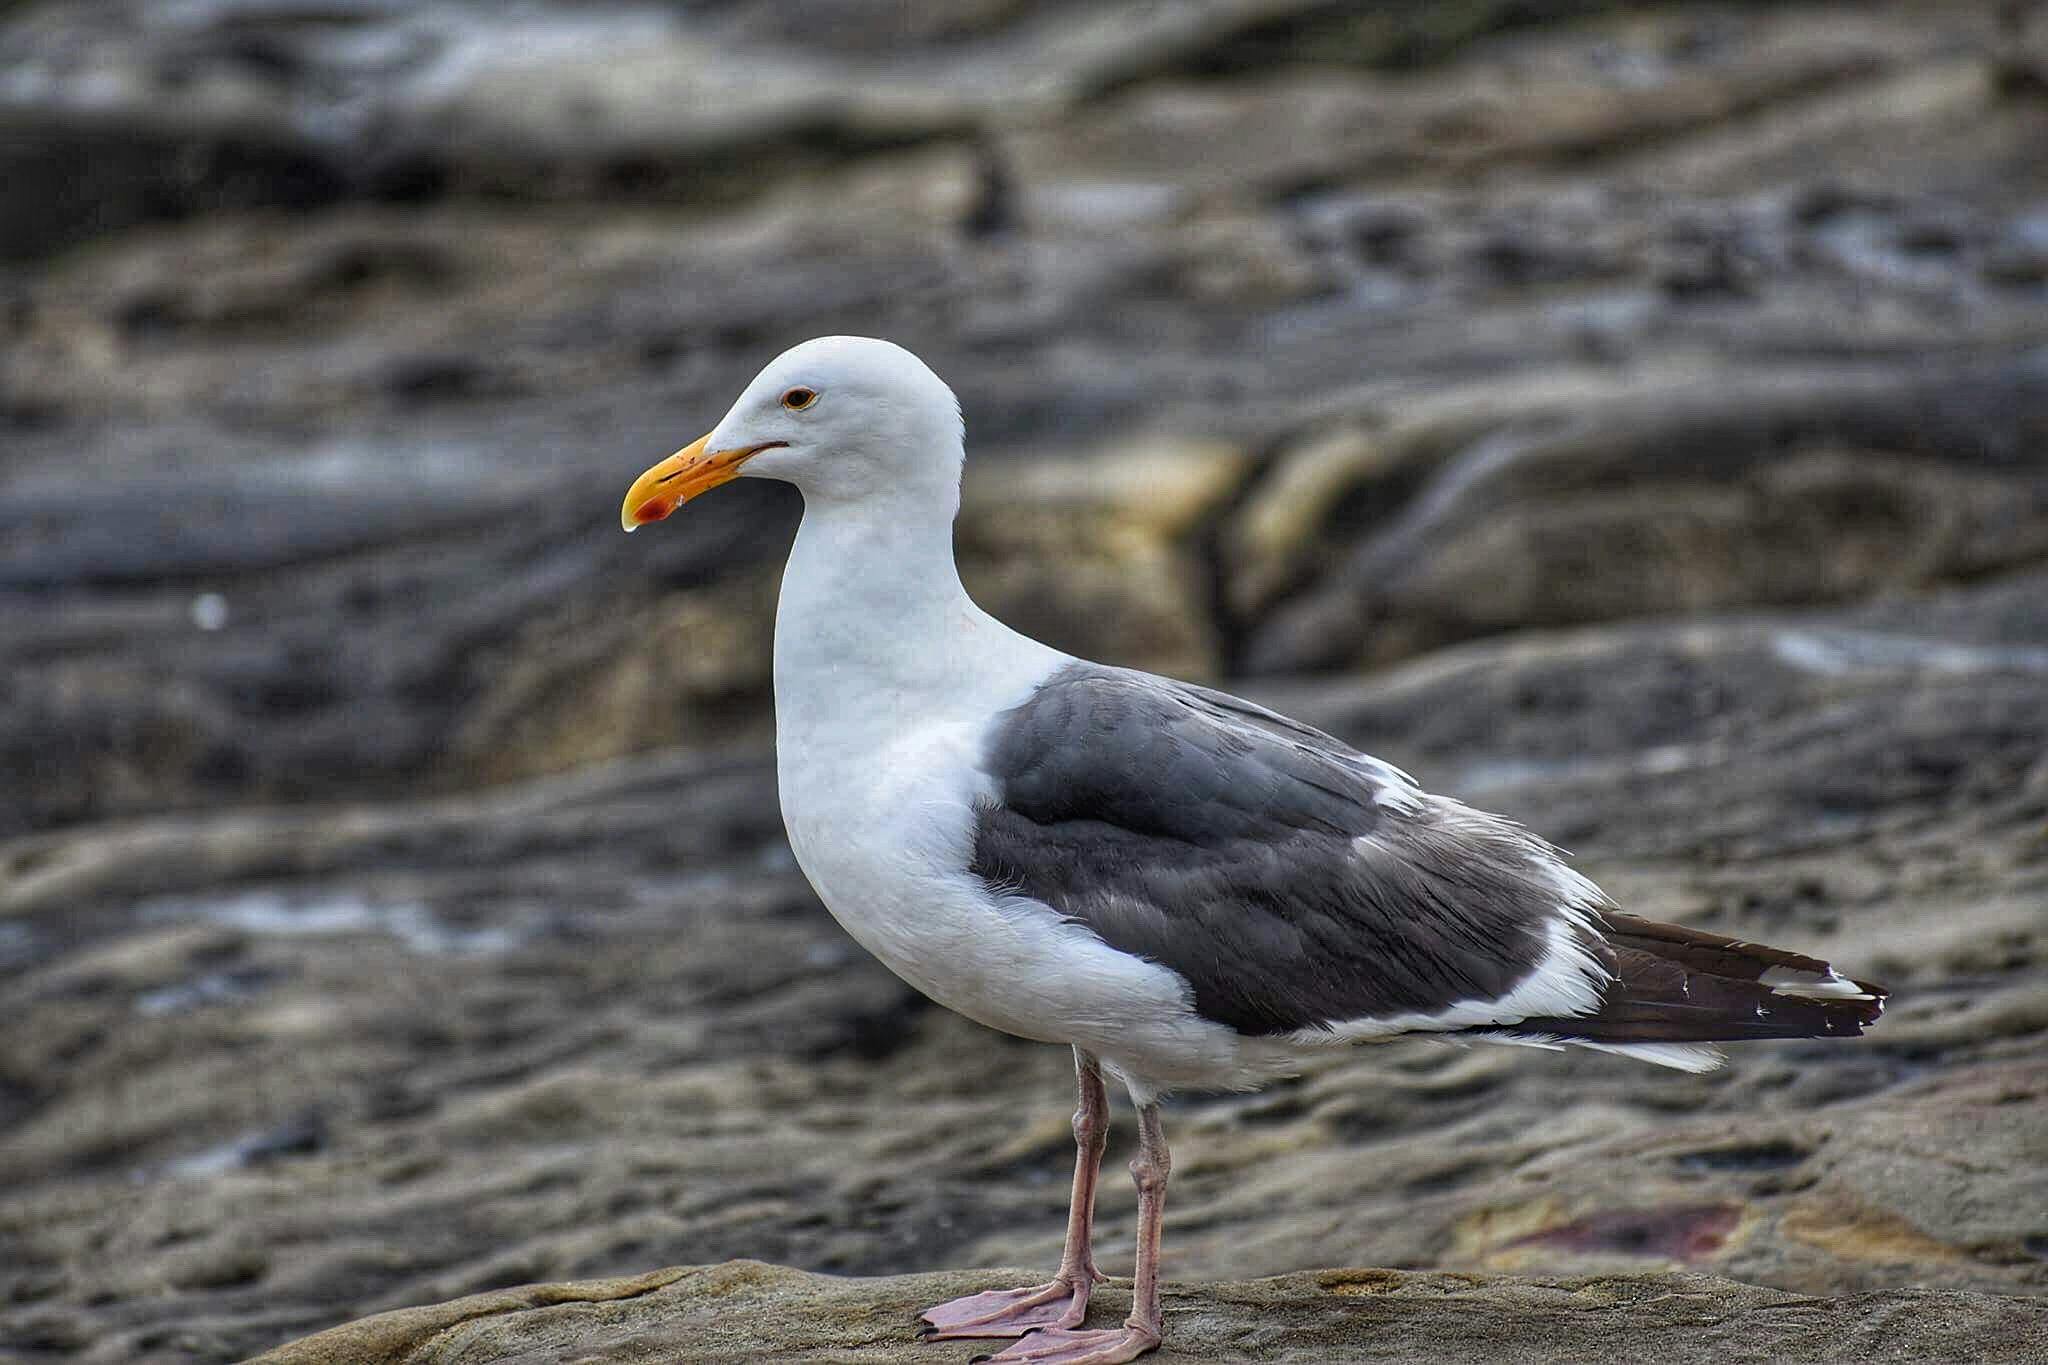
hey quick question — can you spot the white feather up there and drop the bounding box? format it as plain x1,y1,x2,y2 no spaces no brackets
1760,965,1875,1001
1465,1031,1726,1073
1572,1040,1726,1073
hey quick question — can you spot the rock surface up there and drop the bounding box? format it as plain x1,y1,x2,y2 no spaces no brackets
250,1261,2048,1364
3,2,2047,1363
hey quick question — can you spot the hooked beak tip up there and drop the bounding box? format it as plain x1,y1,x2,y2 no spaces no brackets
623,497,675,532
620,432,713,533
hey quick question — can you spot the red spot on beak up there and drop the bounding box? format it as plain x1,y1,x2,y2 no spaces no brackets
633,498,674,525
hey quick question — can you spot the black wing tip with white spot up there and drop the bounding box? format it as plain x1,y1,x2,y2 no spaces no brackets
1459,912,1887,1069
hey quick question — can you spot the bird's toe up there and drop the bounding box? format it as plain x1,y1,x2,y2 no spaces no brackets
918,1279,1092,1340
972,1323,1160,1364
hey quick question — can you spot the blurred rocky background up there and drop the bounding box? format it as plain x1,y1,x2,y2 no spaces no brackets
3,1,2046,1361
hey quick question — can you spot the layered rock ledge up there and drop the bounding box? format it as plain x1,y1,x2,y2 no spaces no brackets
252,1261,2048,1364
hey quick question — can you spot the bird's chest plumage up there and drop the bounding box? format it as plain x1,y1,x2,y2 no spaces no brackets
767,525,1040,983
771,702,1225,1076
776,718,1063,1041
776,713,979,911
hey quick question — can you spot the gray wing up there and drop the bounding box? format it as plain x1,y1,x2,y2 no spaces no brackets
971,663,1602,1035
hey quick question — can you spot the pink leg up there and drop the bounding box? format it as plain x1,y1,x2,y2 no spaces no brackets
974,1102,1169,1364
919,1049,1111,1340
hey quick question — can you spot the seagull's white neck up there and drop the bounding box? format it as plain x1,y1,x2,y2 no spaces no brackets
772,485,1061,755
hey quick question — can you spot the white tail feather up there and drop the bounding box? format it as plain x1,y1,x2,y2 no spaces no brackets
1470,1031,1726,1073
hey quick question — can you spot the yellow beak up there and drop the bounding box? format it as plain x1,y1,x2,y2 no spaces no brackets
620,433,775,532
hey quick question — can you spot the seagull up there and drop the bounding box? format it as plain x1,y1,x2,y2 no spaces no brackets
620,337,1887,1365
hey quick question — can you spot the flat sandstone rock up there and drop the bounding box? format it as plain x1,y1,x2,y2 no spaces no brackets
252,1261,2044,1364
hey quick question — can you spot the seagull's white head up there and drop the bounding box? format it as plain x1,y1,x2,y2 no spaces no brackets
621,336,964,530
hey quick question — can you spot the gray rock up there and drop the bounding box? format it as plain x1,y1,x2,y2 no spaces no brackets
0,0,1364,258
1232,356,2048,673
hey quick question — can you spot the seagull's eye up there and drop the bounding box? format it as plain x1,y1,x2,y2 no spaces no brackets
781,387,818,411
